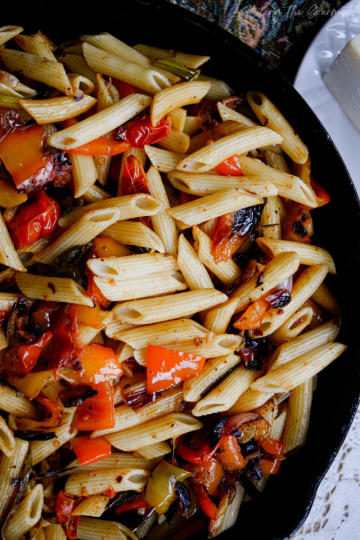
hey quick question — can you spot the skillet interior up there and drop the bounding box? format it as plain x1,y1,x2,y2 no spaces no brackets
3,1,360,538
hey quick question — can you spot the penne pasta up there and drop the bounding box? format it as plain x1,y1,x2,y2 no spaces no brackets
14,33,56,60
272,305,314,345
71,495,109,517
102,221,165,253
0,213,27,272
167,189,263,229
203,297,239,334
67,454,159,473
251,342,347,392
65,468,150,496
31,412,77,465
229,388,276,414
177,234,213,290
71,153,98,198
19,95,96,124
133,44,210,69
88,253,178,279
145,145,186,172
184,116,200,136
112,289,227,325
83,184,112,203
0,384,38,419
0,438,29,522
198,74,234,100
0,416,15,457
0,25,23,47
247,91,309,164
157,127,190,153
282,379,313,454
0,180,27,208
48,93,152,150
217,102,258,126
135,441,171,459
176,127,282,173
61,54,98,86
311,282,341,316
16,273,93,306
4,484,43,540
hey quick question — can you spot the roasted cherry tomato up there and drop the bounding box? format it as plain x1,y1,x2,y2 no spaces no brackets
116,113,170,147
13,331,52,376
111,79,136,99
56,491,79,540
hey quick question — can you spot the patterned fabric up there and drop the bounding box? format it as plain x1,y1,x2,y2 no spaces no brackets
168,0,346,68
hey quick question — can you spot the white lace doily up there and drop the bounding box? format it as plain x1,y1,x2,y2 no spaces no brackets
291,408,360,539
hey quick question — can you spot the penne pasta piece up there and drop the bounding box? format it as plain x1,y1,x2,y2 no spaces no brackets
0,292,23,311
0,26,23,47
251,342,347,393
77,518,137,540
83,185,112,203
65,468,150,497
157,127,190,153
256,237,336,274
311,282,341,316
106,413,203,451
0,438,29,522
145,145,185,172
193,226,242,286
31,412,77,465
200,218,218,239
169,108,187,131
265,149,290,173
269,319,340,371
19,95,96,124
133,44,210,69
88,253,178,279
147,166,178,255
115,319,209,349
61,54,98,86
203,297,239,334
93,386,183,438
105,320,134,339
0,384,38,419
270,402,288,441
229,251,300,312
177,234,213,290
4,484,43,540
248,264,328,338
0,213,27,272
183,353,240,402
58,194,161,228
238,156,318,208
0,49,72,96
150,82,210,126
71,495,110,517
40,380,68,411
116,343,135,363
48,93,151,150
67,454,159,473
167,171,277,198
16,273,93,306
228,389,275,414
247,91,309,164
176,127,282,173
168,189,263,230
184,116,200,136
0,326,8,351
102,221,165,253
192,366,259,416
34,208,120,264
282,379,313,454
71,154,97,198
83,42,170,94
118,147,146,195
214,483,244,537
217,102,258,127
14,33,56,60
44,524,66,540
112,289,227,325
135,441,171,459
0,415,15,457
0,180,27,208
93,271,187,301
197,74,233,100
272,305,313,345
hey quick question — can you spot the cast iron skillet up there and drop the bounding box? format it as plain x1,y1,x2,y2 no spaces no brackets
3,1,360,538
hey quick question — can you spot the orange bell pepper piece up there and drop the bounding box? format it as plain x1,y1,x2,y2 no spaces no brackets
62,344,122,386
65,303,103,330
147,344,205,393
233,298,269,330
216,435,246,472
76,382,115,431
93,237,130,258
71,435,111,466
63,118,130,156
214,155,243,176
258,458,282,475
258,436,284,456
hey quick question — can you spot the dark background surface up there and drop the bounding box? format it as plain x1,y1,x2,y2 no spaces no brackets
3,1,360,538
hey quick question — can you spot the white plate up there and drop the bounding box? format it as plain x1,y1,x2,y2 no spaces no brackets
294,0,360,192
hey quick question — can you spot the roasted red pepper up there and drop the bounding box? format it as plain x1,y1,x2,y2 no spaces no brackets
86,269,111,309
56,491,79,540
121,155,150,196
147,344,205,393
185,458,224,497
71,435,111,466
63,118,130,156
115,495,150,515
310,175,330,207
112,79,136,99
193,483,217,520
50,317,83,371
75,382,115,431
216,435,246,472
258,436,284,456
233,298,269,331
8,191,60,249
176,430,220,464
258,458,281,475
116,112,170,147
13,330,52,376
214,155,243,176
36,395,63,427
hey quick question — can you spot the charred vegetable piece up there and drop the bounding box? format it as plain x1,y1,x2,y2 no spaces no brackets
56,491,79,540
175,481,191,512
115,494,150,515
145,460,191,514
13,331,52,376
152,58,199,81
62,386,99,408
75,382,115,431
216,435,246,472
13,430,57,441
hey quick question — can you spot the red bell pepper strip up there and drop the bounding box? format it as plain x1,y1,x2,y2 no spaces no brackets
63,344,122,386
176,430,220,464
310,175,330,207
258,458,282,475
76,382,115,431
211,212,249,263
121,155,150,195
115,495,150,515
13,331,52,376
216,435,246,472
8,191,60,249
258,437,284,456
233,298,269,331
116,112,171,146
193,483,217,520
214,155,243,176
71,435,111,466
56,491,79,540
36,395,63,427
112,79,136,99
86,269,111,309
50,318,77,370
147,344,205,393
